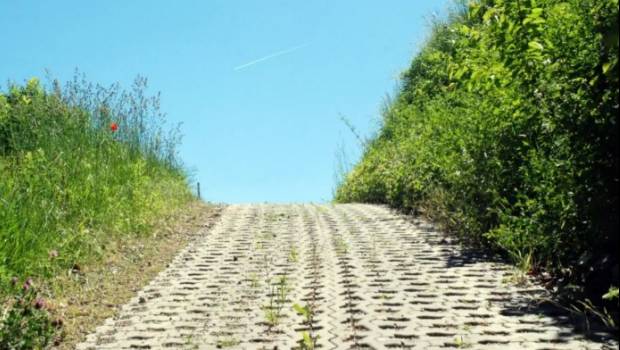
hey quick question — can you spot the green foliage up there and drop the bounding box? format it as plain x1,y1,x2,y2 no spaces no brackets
0,75,193,282
299,331,316,350
336,0,618,308
263,276,290,328
0,278,57,349
293,303,318,349
603,287,619,302
292,303,312,323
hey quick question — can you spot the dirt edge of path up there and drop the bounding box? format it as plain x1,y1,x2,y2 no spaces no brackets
47,200,224,349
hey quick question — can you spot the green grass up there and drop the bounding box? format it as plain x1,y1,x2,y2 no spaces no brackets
336,0,618,318
0,76,193,283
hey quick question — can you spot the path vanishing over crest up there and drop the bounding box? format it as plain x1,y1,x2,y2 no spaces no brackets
77,204,617,349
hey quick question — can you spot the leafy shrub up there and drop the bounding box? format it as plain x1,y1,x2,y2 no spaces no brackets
336,0,618,314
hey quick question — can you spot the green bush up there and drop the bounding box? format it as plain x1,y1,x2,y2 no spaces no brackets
0,76,193,281
336,0,618,308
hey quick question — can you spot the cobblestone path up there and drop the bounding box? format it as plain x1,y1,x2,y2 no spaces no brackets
77,204,617,349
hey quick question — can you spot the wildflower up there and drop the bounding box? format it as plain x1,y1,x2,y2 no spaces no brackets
110,122,119,132
34,298,46,309
23,277,33,290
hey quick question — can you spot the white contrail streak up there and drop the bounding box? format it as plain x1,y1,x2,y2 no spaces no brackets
234,43,309,71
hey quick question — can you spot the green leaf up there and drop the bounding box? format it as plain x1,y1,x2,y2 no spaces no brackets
528,41,544,51
483,8,496,22
292,303,305,314
602,287,619,300
530,8,543,17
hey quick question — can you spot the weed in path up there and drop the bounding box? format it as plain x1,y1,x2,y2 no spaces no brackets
453,335,471,348
334,236,349,256
216,337,240,348
249,272,261,289
183,332,199,350
329,229,362,348
299,331,317,350
288,246,299,263
262,276,290,329
293,303,318,349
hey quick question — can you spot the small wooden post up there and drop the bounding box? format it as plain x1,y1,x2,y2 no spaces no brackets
197,182,201,199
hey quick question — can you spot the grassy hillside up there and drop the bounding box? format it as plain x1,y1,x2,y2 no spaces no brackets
336,0,618,316
0,76,192,280
1,76,194,346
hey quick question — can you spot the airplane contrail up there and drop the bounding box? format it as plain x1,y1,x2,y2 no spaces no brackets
234,43,309,71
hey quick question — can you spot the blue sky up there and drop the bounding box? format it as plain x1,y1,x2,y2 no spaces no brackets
1,0,449,203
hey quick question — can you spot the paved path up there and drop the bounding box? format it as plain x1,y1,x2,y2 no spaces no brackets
77,204,617,349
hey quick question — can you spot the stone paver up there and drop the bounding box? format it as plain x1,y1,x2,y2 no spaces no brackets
77,204,618,349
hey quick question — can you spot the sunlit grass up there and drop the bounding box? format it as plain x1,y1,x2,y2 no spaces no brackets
0,76,193,284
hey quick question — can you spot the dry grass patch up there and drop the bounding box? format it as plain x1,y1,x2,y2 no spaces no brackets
42,201,223,349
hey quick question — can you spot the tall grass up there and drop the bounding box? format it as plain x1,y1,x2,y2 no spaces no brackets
0,75,193,282
336,0,618,314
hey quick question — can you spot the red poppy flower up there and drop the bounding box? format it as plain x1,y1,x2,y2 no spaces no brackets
110,122,119,132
